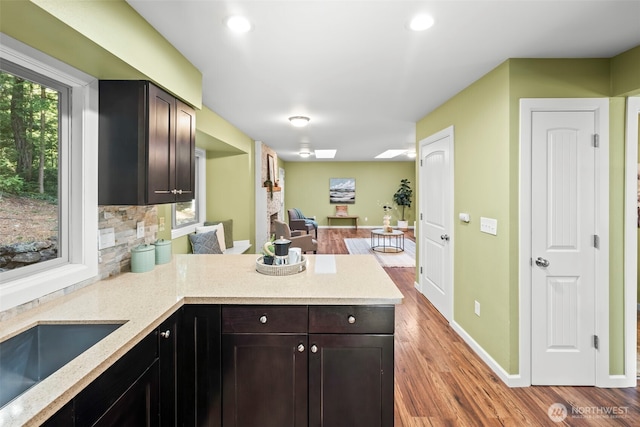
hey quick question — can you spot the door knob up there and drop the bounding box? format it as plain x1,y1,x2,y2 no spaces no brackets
535,257,550,268
440,234,449,241
259,315,268,324
311,345,318,353
160,330,171,339
297,344,305,353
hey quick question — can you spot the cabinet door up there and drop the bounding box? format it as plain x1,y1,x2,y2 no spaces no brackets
182,305,221,427
174,100,196,203
93,360,160,427
308,334,394,427
222,334,308,427
159,309,182,426
75,333,158,426
147,83,175,205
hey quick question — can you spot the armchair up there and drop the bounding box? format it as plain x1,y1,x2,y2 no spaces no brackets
274,220,318,254
287,208,318,238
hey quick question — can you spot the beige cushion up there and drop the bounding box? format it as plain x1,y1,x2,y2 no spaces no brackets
196,224,226,252
204,219,233,248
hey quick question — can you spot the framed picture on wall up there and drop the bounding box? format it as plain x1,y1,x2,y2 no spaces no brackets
329,178,355,204
267,154,276,184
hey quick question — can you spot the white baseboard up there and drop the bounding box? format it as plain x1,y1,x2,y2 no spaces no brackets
450,320,529,387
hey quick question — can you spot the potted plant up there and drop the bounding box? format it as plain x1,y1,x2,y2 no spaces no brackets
393,179,412,230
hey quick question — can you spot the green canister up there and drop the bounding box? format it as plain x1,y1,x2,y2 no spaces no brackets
154,239,172,265
131,244,155,273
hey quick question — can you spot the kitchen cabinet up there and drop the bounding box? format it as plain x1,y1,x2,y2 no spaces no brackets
221,305,394,427
222,306,308,427
183,305,222,427
159,308,182,426
74,332,159,426
98,80,196,205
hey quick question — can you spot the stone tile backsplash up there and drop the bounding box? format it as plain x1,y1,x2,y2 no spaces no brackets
98,205,158,279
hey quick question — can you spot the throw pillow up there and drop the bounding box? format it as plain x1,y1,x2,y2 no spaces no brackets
196,224,226,252
189,230,223,254
204,219,233,248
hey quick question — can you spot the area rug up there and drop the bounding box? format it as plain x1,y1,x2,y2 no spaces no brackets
344,238,416,268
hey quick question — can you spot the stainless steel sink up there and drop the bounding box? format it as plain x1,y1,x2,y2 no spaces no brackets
0,323,123,408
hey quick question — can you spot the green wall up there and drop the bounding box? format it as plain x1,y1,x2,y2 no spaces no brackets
1,0,202,107
283,162,415,228
417,62,514,372
417,54,639,376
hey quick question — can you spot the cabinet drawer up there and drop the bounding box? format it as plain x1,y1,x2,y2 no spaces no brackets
309,305,394,334
222,305,308,333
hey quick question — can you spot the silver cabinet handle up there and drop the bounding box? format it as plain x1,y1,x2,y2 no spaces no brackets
259,315,268,324
160,330,171,339
440,234,450,241
297,344,305,353
311,344,318,353
535,257,550,268
347,315,356,324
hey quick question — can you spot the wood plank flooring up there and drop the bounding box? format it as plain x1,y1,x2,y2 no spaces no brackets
317,228,640,426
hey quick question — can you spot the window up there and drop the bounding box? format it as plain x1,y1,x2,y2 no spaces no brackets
0,62,66,275
171,148,206,238
0,35,98,311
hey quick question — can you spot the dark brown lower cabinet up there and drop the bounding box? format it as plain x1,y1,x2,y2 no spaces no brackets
222,334,308,427
308,334,394,427
182,304,222,427
221,305,394,427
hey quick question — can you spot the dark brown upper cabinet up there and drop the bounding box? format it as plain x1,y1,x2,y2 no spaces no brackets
98,80,196,205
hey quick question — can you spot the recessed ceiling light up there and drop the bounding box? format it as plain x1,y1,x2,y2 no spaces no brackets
225,16,252,33
289,116,310,127
375,149,407,159
315,149,337,159
408,14,434,32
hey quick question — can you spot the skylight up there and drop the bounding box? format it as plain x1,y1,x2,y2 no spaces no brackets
375,149,407,159
315,149,337,159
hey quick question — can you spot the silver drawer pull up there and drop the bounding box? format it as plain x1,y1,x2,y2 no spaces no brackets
160,330,171,339
297,344,305,353
259,315,268,324
348,315,356,324
311,344,318,353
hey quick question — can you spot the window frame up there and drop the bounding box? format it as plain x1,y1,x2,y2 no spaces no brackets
171,147,206,239
0,34,98,312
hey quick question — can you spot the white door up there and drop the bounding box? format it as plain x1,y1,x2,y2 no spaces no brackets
419,128,453,321
530,111,597,385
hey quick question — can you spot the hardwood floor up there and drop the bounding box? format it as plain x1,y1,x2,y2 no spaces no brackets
317,228,640,426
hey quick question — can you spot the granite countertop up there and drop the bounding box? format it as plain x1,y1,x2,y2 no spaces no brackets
0,254,403,426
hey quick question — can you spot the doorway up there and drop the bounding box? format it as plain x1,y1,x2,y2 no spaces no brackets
417,126,454,322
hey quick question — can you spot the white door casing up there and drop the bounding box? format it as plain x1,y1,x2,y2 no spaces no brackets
418,126,454,322
530,111,597,385
519,98,610,388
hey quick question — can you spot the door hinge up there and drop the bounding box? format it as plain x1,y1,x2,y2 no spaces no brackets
593,234,600,249
420,159,423,167
593,134,599,148
593,335,599,350
420,266,423,274
420,213,423,220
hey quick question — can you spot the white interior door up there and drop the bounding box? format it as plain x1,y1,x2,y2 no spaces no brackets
530,111,597,385
419,127,453,322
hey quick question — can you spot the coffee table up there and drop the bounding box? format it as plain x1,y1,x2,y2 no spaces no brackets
370,229,404,253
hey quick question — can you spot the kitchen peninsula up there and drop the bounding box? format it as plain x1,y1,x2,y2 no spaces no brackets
0,254,403,426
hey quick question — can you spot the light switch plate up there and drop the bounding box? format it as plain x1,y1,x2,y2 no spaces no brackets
99,227,115,250
480,217,497,235
137,221,145,238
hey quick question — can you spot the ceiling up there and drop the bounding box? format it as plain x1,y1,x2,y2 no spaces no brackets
127,0,640,162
